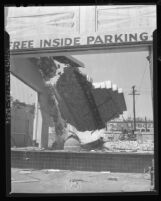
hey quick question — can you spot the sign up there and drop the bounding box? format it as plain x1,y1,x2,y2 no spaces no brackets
10,32,152,50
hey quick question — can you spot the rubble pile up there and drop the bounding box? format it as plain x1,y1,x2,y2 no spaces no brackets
30,56,127,150
103,141,154,152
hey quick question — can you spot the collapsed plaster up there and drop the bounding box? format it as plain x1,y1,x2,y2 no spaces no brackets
11,55,127,149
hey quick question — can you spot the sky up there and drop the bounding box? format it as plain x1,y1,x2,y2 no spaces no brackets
11,74,37,105
72,51,153,120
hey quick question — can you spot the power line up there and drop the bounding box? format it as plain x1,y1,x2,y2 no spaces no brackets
124,90,151,94
128,85,140,132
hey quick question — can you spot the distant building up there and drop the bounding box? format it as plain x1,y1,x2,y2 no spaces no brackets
106,120,153,132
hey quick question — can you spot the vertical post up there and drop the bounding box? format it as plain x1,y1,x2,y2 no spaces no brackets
132,86,136,131
129,86,140,133
150,158,154,190
33,92,38,143
145,116,147,131
148,46,153,108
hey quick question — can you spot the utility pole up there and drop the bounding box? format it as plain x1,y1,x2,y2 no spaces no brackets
129,86,140,132
145,116,147,131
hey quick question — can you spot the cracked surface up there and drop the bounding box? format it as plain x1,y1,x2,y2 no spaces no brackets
11,168,152,193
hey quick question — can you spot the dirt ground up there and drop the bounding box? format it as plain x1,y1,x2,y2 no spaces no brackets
11,168,152,194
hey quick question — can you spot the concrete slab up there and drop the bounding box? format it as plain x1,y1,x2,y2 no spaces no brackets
11,168,152,193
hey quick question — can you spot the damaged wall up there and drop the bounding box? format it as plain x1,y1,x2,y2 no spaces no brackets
56,66,127,132
10,56,127,150
10,57,51,148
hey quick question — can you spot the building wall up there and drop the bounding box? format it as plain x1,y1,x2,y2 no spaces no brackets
10,57,51,148
107,121,153,131
6,6,156,39
11,105,34,147
11,74,38,145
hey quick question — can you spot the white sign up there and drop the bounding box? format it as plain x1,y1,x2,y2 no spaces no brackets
10,32,152,50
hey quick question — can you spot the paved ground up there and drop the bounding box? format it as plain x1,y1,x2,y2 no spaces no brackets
11,168,152,194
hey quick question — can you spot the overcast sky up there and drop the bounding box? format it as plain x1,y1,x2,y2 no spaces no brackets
73,50,153,120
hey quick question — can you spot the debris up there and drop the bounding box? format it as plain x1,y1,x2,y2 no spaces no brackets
46,169,60,172
12,179,39,183
70,179,88,183
121,182,150,192
19,170,32,174
100,171,111,174
81,137,104,151
143,173,150,180
24,158,30,160
43,169,62,174
107,177,118,181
